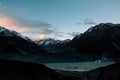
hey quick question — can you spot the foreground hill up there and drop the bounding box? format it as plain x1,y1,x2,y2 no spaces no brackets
84,62,120,80
58,62,120,80
0,59,119,80
0,59,78,80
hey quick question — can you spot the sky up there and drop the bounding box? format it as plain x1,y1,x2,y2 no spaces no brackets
0,0,120,40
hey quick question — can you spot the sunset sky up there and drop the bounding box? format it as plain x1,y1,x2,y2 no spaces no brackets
0,0,120,40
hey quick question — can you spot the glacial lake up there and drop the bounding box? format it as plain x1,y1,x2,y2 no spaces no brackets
44,62,115,71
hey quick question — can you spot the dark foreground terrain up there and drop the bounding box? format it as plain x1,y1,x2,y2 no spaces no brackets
59,62,120,80
0,59,78,80
0,59,119,80
84,62,120,80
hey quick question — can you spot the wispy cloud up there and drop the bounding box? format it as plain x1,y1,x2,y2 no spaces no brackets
77,18,97,25
19,19,52,28
38,27,54,34
84,19,97,25
68,32,79,37
18,19,54,35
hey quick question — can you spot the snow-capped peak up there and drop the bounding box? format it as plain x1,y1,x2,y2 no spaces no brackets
0,26,31,41
38,38,70,46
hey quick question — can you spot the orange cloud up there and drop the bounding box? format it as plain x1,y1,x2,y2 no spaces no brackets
39,34,46,40
31,34,46,41
0,14,30,33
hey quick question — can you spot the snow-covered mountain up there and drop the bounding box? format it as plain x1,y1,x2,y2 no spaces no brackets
38,38,70,53
0,26,46,54
37,23,120,61
71,23,120,61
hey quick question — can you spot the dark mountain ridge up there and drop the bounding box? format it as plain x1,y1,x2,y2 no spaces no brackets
0,26,46,54
72,23,120,61
38,23,120,61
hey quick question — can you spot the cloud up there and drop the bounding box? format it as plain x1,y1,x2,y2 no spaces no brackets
38,27,54,34
68,32,79,37
84,19,97,25
0,2,56,40
19,19,52,28
38,34,46,40
53,31,65,37
77,19,97,25
0,14,30,33
0,13,55,40
0,13,54,33
55,34,64,37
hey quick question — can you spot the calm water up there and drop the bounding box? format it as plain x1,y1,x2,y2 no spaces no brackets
44,62,115,71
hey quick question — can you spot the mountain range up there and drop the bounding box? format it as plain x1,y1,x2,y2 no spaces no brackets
38,23,120,61
0,23,119,80
38,38,70,53
0,23,120,61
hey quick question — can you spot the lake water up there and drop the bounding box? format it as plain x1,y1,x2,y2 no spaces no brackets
44,62,115,71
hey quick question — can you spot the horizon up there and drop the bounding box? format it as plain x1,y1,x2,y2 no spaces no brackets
0,0,120,40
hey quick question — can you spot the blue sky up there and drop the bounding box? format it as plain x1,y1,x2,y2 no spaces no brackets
0,0,120,40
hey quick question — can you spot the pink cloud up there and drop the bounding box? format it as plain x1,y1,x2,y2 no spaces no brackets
0,14,30,33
